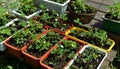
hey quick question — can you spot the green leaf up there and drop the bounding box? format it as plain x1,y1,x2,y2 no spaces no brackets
7,65,13,69
74,18,82,26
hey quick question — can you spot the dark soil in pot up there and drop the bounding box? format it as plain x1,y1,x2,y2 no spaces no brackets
43,39,83,69
69,29,112,49
46,20,70,31
70,47,106,69
26,31,64,58
0,14,16,26
105,12,120,21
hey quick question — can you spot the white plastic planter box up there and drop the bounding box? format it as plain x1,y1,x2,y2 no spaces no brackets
12,9,42,20
33,0,70,14
64,45,107,69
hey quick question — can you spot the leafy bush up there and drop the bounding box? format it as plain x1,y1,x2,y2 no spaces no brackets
106,1,120,20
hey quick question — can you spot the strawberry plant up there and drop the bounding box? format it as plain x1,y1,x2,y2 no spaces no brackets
70,0,96,14
7,21,44,48
0,20,27,42
17,0,37,15
70,46,106,69
39,10,70,31
105,0,120,20
0,28,11,42
69,28,112,49
26,30,63,58
0,7,16,27
43,38,83,69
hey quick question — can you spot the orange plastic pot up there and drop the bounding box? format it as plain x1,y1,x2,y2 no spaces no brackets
22,45,41,68
4,36,30,59
40,36,85,69
21,30,50,68
22,29,64,68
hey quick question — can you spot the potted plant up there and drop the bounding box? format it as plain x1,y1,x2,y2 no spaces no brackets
4,21,44,58
0,28,12,51
22,30,64,68
12,0,41,20
33,0,70,14
65,27,115,52
33,9,73,34
68,0,97,24
0,19,27,51
102,1,120,35
68,45,107,69
0,7,17,29
40,37,85,69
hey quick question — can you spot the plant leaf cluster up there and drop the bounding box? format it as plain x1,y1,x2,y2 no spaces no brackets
70,28,112,48
11,21,43,47
39,8,69,31
71,47,105,69
28,31,63,52
107,1,120,20
48,39,81,67
0,21,27,42
71,0,96,13
18,0,37,15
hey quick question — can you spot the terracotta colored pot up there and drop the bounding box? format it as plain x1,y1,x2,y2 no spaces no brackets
22,45,41,68
4,36,30,59
22,29,64,68
40,36,85,69
21,30,50,68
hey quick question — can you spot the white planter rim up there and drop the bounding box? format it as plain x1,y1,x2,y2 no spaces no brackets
65,45,107,69
12,9,42,20
43,0,70,6
80,45,107,69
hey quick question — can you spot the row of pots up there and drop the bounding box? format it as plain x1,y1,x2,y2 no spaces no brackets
0,9,115,69
32,0,120,34
0,0,115,68
3,27,107,69
0,13,114,68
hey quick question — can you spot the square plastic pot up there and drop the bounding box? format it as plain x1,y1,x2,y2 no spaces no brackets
40,36,85,69
22,29,64,68
65,45,108,69
65,27,115,52
103,16,120,35
33,0,70,14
